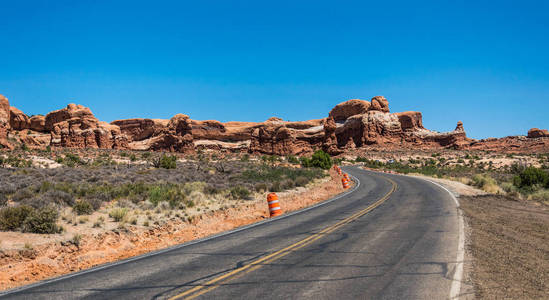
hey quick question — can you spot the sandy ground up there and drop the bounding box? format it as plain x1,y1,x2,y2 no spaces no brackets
406,171,548,299
0,169,348,291
459,195,549,299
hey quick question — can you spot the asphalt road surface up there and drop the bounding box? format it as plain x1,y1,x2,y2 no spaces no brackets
1,166,463,300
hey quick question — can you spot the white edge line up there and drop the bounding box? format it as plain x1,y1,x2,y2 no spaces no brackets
385,172,464,299
0,171,361,296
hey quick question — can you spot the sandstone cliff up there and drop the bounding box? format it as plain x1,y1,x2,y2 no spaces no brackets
2,94,547,154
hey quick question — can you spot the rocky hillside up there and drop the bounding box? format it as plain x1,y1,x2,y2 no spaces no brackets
1,94,547,154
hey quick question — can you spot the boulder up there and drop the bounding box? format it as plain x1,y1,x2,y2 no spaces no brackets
29,115,46,132
9,107,30,130
527,128,549,138
329,99,371,121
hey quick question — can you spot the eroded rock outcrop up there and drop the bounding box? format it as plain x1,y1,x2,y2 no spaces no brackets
46,104,128,149
2,93,546,155
29,115,46,132
527,128,549,138
0,95,11,148
9,107,30,130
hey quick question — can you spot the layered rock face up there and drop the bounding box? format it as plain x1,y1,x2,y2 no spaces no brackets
46,104,128,149
0,95,11,148
527,128,549,138
2,93,546,154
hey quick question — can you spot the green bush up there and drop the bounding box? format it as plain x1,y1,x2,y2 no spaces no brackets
513,167,549,189
157,155,177,169
0,206,34,231
73,200,93,215
230,186,251,200
300,150,331,169
22,207,60,234
148,185,184,208
109,207,128,222
287,155,299,164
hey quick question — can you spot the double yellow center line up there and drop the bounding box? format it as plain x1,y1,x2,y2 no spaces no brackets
169,177,397,300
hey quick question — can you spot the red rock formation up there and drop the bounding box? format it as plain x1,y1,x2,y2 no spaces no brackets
370,96,390,113
29,115,46,132
394,111,424,131
322,117,341,154
329,99,371,121
146,114,194,153
111,118,159,141
9,107,30,130
0,95,11,148
2,93,548,155
335,111,402,148
527,128,549,138
46,104,128,149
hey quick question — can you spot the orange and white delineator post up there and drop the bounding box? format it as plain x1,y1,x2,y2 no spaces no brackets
267,193,282,217
336,167,342,175
341,177,350,189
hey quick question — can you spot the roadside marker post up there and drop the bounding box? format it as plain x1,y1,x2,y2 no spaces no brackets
267,193,282,217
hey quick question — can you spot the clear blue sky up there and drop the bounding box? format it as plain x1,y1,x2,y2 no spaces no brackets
1,0,548,139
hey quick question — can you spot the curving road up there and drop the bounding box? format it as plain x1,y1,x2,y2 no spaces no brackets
1,166,463,300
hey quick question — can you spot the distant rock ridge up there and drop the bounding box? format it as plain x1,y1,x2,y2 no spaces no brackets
1,93,547,154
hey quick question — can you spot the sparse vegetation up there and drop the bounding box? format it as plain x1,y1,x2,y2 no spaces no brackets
109,207,128,222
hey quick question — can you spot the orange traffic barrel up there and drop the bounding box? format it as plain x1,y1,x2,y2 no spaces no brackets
337,167,342,175
341,177,350,189
267,193,282,217
343,173,350,181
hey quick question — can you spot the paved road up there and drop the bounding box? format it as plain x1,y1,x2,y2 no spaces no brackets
1,167,462,300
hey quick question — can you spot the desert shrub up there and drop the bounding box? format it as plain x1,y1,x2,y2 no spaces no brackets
12,188,35,202
528,189,549,202
37,190,75,208
295,176,309,187
230,186,250,200
183,182,207,195
86,197,104,210
109,207,128,222
129,154,137,162
63,153,85,167
254,182,268,192
0,205,34,231
73,200,93,215
148,185,184,208
287,155,299,164
471,174,500,194
270,181,282,192
153,155,177,169
22,207,60,234
204,185,220,195
281,179,295,190
71,234,82,247
513,167,549,189
0,193,7,207
240,154,250,162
